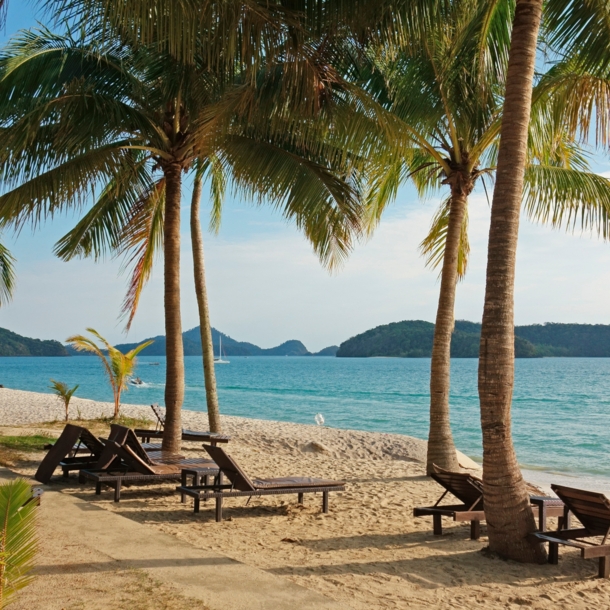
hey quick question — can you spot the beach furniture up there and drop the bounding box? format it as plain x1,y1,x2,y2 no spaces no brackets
35,424,105,483
133,404,231,446
413,465,565,539
79,433,218,502
177,444,346,522
530,484,610,578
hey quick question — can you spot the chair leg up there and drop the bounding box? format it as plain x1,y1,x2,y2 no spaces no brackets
599,557,610,579
114,480,121,503
216,496,223,522
548,541,559,565
95,482,102,495
298,492,304,504
194,498,200,514
433,514,442,536
470,520,480,540
322,491,329,513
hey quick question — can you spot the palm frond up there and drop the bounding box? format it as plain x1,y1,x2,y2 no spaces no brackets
524,165,610,239
0,242,16,307
0,479,38,608
419,198,470,279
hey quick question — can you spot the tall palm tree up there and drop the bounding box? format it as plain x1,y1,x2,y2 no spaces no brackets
360,0,610,474
477,0,545,564
0,29,372,449
66,328,153,418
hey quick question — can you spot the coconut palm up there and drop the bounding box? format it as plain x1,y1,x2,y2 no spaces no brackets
476,0,546,563
0,27,375,449
360,0,610,475
49,379,79,421
66,328,153,418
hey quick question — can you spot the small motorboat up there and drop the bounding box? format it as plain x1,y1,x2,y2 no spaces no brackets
148,362,160,366
130,377,144,386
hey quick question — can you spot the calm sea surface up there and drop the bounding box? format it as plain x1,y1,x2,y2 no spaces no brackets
1,355,609,484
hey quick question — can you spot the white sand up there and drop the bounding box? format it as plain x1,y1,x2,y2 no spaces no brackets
3,387,610,609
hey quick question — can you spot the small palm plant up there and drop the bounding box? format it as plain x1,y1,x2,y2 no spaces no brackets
48,380,79,422
66,329,153,419
0,479,38,609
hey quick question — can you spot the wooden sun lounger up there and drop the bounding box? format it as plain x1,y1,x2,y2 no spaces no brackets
414,465,565,540
530,484,610,578
177,444,345,522
36,424,106,483
79,430,218,502
133,404,231,445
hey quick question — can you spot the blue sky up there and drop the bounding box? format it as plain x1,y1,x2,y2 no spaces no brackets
1,3,610,351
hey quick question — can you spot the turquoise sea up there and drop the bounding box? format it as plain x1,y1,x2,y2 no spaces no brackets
1,355,609,486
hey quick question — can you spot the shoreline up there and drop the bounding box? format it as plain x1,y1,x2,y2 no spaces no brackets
1,387,609,492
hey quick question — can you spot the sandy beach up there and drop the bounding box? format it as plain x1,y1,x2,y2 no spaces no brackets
2,387,610,609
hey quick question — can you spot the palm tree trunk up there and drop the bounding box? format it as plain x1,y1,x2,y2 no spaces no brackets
162,162,185,452
478,0,546,563
190,173,222,433
426,187,466,474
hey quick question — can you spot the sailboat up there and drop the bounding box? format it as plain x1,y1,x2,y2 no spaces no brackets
214,335,230,364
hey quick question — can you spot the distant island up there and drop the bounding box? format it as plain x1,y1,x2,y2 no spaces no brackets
70,327,339,358
336,320,610,358
3,320,610,358
0,327,68,356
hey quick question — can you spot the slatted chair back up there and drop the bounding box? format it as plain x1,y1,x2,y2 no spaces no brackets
552,484,610,536
150,404,165,431
110,424,155,466
111,441,158,475
35,424,87,483
203,444,256,492
431,465,484,509
79,429,105,455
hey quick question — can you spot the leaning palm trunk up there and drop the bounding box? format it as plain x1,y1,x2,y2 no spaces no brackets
162,163,185,453
426,185,468,474
190,174,222,433
477,0,546,563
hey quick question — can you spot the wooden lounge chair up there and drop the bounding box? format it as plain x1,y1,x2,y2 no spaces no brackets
79,432,218,502
133,404,231,446
35,424,105,483
530,484,610,578
413,465,565,539
177,444,346,522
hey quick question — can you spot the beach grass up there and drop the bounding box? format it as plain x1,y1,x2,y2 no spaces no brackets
0,434,54,452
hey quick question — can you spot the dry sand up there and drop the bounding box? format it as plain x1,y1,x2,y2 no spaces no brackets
2,388,610,609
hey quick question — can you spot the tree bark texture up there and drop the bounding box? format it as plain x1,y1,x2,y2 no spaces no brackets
162,163,185,453
190,174,222,433
426,188,466,474
478,0,546,563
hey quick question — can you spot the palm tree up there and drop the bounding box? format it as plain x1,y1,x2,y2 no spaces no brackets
66,328,153,418
360,0,610,475
476,0,545,563
0,29,373,449
49,379,79,421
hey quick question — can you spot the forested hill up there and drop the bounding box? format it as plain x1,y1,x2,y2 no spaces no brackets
336,321,610,358
111,327,337,357
0,327,68,356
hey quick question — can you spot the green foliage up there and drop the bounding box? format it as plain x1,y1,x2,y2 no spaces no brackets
0,243,15,308
0,328,67,357
66,328,153,418
48,380,79,422
0,479,38,608
0,436,52,452
336,320,539,358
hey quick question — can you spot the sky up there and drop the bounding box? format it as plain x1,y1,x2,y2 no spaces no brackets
1,3,610,352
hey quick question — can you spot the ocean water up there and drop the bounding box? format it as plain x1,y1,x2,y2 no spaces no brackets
1,355,609,485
